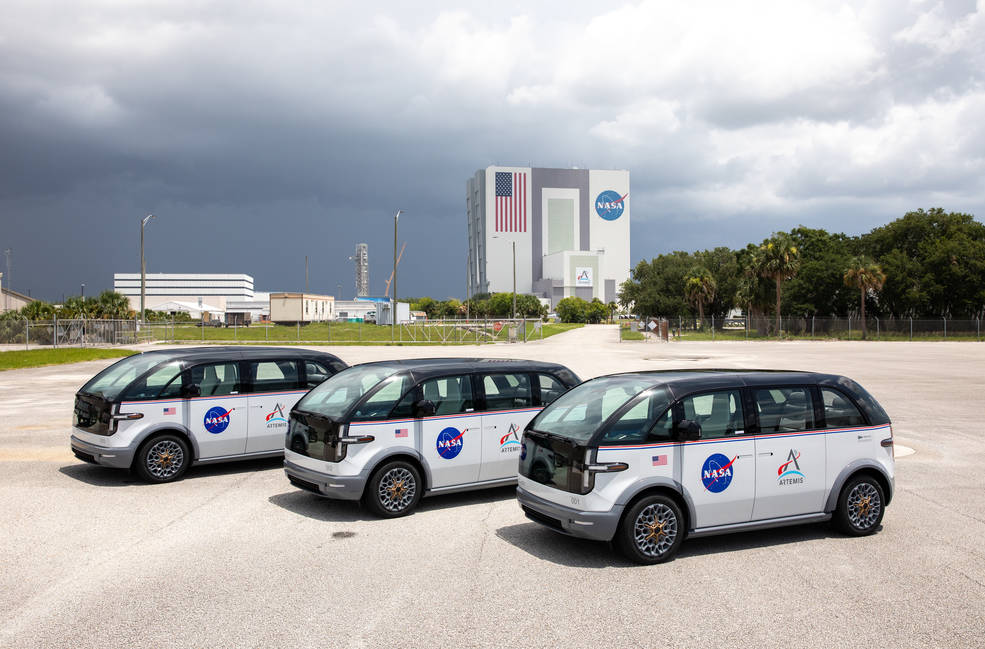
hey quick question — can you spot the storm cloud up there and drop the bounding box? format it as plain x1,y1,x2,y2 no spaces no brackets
1,0,983,300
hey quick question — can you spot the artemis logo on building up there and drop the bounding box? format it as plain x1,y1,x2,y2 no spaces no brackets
595,190,628,221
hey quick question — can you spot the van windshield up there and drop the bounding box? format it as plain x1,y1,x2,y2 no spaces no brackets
528,375,658,443
80,352,184,401
295,364,401,419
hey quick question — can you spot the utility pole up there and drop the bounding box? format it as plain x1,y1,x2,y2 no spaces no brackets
511,240,516,320
305,255,309,293
3,248,11,313
140,215,155,324
392,209,404,339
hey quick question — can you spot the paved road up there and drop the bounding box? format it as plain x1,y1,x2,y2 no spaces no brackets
1,327,983,648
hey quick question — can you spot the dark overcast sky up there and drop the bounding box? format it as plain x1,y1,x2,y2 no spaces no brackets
1,1,983,302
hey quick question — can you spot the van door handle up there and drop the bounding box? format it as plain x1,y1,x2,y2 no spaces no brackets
758,452,773,457
857,434,871,441
736,454,753,459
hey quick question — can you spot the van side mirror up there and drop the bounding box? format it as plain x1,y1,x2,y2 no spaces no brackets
414,399,436,418
181,384,201,399
677,419,701,440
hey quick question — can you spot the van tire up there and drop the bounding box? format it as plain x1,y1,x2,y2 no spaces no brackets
835,474,885,536
616,494,684,564
364,460,422,518
134,434,190,483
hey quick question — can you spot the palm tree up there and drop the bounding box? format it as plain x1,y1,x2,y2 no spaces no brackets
684,266,716,327
754,234,800,336
844,256,886,339
606,301,618,323
96,290,132,319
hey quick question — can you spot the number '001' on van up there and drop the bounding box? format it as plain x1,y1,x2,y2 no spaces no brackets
283,358,580,516
516,370,894,564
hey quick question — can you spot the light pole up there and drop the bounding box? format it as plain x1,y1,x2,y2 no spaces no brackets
392,209,404,339
140,214,156,323
492,236,517,319
81,283,85,299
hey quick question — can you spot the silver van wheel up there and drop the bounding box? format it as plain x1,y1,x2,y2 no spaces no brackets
145,439,185,479
377,467,417,513
633,502,679,558
847,482,882,530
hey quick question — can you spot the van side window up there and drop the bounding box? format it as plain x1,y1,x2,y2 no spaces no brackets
249,360,301,393
351,375,411,421
680,390,744,439
600,388,672,444
482,373,533,410
304,361,332,389
123,361,183,400
821,388,866,428
419,375,474,415
754,387,815,432
536,373,567,406
188,362,241,397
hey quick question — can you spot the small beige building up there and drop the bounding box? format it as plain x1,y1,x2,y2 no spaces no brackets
1,273,34,313
269,293,335,324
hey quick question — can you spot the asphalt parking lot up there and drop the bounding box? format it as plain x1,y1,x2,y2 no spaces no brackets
1,326,983,648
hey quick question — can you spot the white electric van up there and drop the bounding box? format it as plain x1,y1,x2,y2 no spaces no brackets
517,370,894,564
70,347,347,482
283,358,580,516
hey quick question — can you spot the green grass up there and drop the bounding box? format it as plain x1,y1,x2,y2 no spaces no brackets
620,326,645,341
0,347,138,371
153,321,584,345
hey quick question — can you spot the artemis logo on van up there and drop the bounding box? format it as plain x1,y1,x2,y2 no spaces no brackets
436,427,465,459
204,407,234,434
777,449,805,485
701,453,736,492
499,423,521,453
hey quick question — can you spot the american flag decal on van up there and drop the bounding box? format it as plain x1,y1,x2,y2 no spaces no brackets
652,455,667,466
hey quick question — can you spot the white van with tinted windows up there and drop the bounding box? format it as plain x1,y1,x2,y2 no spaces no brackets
71,347,347,482
517,370,894,564
284,358,580,516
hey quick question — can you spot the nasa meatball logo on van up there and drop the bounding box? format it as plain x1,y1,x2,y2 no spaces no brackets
701,453,736,493
436,427,465,459
595,190,627,221
204,406,234,434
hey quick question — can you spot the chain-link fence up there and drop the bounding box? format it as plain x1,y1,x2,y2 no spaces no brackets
631,315,984,341
0,318,145,348
121,318,545,345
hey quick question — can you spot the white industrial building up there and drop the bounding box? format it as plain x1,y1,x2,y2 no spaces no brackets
466,166,630,306
113,273,255,313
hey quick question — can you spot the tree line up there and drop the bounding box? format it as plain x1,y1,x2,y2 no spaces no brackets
619,208,985,335
0,290,188,322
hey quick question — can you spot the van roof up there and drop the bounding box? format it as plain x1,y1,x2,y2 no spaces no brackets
353,357,580,383
588,369,890,424
132,346,345,363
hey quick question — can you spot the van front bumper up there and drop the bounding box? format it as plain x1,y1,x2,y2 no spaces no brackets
70,435,135,469
284,459,366,501
517,486,623,542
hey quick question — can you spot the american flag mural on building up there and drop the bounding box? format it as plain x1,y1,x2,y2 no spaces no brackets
495,171,527,232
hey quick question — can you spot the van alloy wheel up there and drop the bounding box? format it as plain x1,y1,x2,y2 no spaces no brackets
847,482,881,530
633,502,678,558
364,460,423,518
835,475,886,536
146,439,184,479
616,494,685,564
378,467,416,513
134,434,191,483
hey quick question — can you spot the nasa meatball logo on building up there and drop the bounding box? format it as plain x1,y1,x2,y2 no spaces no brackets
436,426,465,459
595,190,627,221
701,453,736,492
204,406,234,434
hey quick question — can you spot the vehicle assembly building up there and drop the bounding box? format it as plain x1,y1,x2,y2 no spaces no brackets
466,166,630,306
